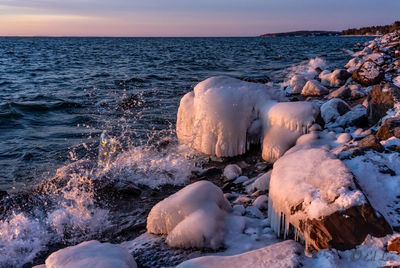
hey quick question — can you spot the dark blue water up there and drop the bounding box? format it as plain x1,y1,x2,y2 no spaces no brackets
0,36,373,191
0,36,375,267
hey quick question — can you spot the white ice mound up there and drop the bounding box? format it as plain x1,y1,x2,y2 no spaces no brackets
146,180,231,249
177,76,319,161
269,147,366,237
176,240,304,268
261,102,319,162
177,76,277,157
45,240,137,268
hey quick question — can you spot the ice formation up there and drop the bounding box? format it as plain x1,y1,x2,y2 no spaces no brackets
146,180,231,249
176,240,305,268
268,147,366,243
44,240,137,268
177,76,319,162
261,101,319,161
176,76,277,157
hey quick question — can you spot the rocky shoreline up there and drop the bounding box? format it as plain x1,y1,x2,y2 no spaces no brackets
19,30,400,267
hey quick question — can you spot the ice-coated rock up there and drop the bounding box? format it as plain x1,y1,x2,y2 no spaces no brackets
268,147,392,251
147,181,231,249
176,76,277,157
320,98,350,124
177,76,318,160
176,240,305,268
223,164,242,181
285,75,307,95
319,69,351,87
44,240,137,268
301,80,329,96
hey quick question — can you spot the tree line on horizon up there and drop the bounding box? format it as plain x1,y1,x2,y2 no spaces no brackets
342,21,400,36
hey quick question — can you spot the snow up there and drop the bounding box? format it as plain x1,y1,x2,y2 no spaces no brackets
269,147,366,241
45,240,137,268
176,76,278,157
176,240,305,268
344,151,400,227
302,80,329,96
265,101,319,134
223,164,242,181
146,180,231,249
329,104,367,128
261,126,301,162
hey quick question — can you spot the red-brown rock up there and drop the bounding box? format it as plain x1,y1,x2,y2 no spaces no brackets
377,117,400,140
367,84,400,124
353,60,384,86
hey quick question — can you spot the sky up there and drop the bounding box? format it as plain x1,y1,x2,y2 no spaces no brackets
0,0,399,37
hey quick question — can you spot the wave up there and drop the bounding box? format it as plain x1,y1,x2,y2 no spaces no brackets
0,132,202,267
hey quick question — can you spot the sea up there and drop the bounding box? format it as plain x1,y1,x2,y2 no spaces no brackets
0,36,373,267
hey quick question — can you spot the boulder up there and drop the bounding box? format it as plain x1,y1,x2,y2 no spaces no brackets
357,134,384,152
302,80,329,96
269,147,392,252
328,85,351,99
352,60,385,86
367,84,400,124
146,181,231,249
333,104,368,128
376,117,400,140
319,69,351,87
320,98,350,124
286,75,307,95
301,204,392,251
44,240,137,268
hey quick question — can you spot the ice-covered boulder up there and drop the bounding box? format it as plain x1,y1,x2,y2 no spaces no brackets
176,240,305,268
319,69,351,87
44,240,137,268
320,98,350,124
352,60,384,86
261,101,319,162
345,57,362,73
176,76,277,157
301,80,329,96
268,147,391,251
285,75,307,95
146,180,231,249
177,76,318,161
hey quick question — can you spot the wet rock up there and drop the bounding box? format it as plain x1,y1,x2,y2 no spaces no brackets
302,80,329,96
301,203,392,251
376,117,400,140
320,98,350,124
357,134,384,152
0,190,7,200
352,60,385,86
367,84,400,124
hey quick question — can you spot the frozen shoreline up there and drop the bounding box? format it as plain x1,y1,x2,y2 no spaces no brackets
3,31,400,267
